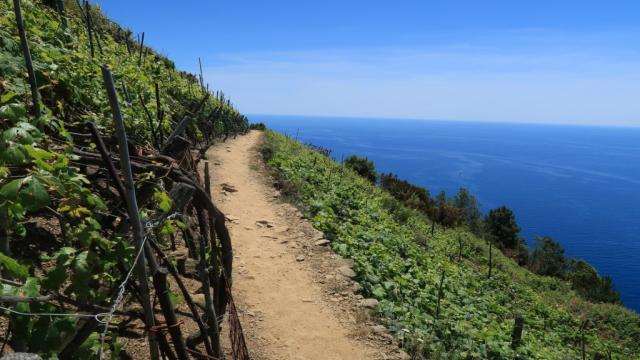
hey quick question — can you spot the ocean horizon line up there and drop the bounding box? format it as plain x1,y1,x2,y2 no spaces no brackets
248,113,640,129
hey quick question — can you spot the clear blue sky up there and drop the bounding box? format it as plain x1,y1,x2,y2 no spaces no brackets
97,1,640,126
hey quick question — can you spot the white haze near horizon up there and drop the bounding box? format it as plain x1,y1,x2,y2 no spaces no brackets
203,30,640,127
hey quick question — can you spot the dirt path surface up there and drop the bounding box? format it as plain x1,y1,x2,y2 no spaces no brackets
206,131,407,360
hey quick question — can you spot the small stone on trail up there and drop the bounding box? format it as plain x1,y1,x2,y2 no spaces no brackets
255,219,274,228
296,255,305,262
371,325,387,334
221,183,238,192
359,298,379,309
338,265,357,278
314,239,330,246
225,214,240,223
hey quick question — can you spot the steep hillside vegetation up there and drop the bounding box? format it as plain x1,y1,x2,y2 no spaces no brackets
262,130,640,359
1,0,247,358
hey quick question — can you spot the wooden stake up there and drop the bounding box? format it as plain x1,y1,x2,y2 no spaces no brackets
155,83,164,144
83,1,94,57
86,122,127,202
196,208,222,357
149,239,215,356
152,267,189,360
138,92,159,148
511,316,524,349
100,65,159,360
138,32,145,66
488,241,493,279
198,57,205,89
85,2,103,55
12,0,41,118
55,0,68,32
162,94,210,151
435,269,446,320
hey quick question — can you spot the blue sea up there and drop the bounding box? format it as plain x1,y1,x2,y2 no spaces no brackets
256,114,640,312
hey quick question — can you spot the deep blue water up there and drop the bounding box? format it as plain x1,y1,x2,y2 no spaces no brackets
255,114,640,312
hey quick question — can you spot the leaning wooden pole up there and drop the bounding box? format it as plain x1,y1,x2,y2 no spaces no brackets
161,93,210,151
12,0,41,118
155,83,164,144
83,0,95,57
55,0,68,32
198,57,205,89
100,65,160,360
138,32,145,66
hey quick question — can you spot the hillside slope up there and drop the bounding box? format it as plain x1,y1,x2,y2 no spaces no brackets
262,130,640,359
1,1,247,358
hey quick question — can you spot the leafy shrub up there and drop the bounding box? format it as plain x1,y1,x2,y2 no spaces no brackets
344,154,377,182
380,172,434,213
249,122,266,130
567,259,621,304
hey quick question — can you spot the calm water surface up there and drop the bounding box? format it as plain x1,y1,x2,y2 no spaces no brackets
256,114,640,311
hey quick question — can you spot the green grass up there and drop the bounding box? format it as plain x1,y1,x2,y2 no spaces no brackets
263,130,640,360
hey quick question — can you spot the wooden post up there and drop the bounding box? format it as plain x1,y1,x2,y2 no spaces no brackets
138,92,159,148
152,267,189,360
138,32,145,66
83,1,94,57
86,122,127,202
204,161,212,199
161,94,210,152
12,0,41,118
100,65,159,360
196,208,222,357
85,2,103,55
511,316,524,349
488,241,493,279
155,83,164,144
148,239,215,356
435,269,446,320
198,57,205,89
580,320,588,360
55,0,68,31
458,235,463,261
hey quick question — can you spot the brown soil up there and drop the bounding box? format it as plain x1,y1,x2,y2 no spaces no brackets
207,131,408,360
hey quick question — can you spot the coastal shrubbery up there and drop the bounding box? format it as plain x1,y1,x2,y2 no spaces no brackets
348,154,621,304
343,155,377,183
263,130,638,359
249,122,266,130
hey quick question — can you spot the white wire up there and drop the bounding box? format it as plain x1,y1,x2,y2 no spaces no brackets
98,212,180,359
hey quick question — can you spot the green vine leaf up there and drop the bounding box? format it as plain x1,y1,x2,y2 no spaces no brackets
0,252,28,280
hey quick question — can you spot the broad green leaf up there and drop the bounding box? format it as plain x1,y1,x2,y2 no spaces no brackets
18,176,50,211
0,103,27,122
0,178,22,199
0,252,28,280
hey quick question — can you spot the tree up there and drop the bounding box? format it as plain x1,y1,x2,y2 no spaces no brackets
453,187,482,234
344,155,377,183
529,236,566,277
484,206,521,249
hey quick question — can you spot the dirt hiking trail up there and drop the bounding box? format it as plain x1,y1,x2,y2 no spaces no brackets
206,131,407,360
